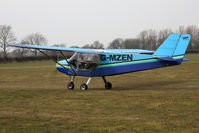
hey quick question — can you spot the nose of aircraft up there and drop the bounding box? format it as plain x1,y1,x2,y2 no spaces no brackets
56,60,69,73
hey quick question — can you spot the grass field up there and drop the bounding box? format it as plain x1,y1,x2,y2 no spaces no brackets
0,54,199,133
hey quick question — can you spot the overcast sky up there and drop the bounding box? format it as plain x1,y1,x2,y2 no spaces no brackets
0,0,198,47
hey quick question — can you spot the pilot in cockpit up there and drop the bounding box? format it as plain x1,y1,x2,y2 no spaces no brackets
69,53,99,71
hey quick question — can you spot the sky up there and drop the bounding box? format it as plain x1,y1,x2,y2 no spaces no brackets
0,0,198,47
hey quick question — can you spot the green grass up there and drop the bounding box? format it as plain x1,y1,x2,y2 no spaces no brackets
0,54,199,133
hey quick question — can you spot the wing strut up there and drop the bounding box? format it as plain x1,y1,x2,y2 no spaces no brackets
37,49,76,76
59,51,77,75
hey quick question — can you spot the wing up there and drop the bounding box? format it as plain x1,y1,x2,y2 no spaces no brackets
105,49,154,54
8,44,101,54
8,44,154,54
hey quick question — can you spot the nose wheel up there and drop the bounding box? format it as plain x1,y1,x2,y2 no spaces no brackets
80,83,88,90
80,77,92,90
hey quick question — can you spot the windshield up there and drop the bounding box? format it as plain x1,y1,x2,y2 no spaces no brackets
69,53,99,71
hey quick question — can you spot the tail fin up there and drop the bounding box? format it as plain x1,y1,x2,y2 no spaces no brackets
153,34,191,57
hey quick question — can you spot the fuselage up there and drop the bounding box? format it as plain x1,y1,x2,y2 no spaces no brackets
56,53,184,77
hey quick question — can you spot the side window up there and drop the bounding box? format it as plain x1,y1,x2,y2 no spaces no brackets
77,53,99,71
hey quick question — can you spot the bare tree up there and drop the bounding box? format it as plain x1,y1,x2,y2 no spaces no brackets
146,29,157,50
23,33,47,56
82,44,91,49
90,41,104,49
11,40,31,57
138,30,148,49
108,38,124,49
138,29,158,50
157,29,173,49
185,25,199,50
0,25,17,59
82,41,104,49
124,38,141,49
177,26,186,34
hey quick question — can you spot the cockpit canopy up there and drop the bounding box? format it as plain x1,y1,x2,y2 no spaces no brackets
69,53,100,71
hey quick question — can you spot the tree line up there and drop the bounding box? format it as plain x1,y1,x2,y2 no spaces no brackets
107,26,199,51
0,25,199,60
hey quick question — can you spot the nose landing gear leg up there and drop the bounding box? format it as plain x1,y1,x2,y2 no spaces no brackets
102,76,112,89
80,77,92,90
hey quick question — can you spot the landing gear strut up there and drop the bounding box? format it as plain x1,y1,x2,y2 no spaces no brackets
102,76,112,89
67,76,75,90
80,77,92,90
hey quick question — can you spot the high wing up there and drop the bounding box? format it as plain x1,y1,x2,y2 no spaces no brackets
105,49,154,54
8,44,154,54
8,44,101,54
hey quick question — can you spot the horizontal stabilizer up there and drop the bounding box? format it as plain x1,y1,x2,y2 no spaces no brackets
183,58,190,62
157,56,176,61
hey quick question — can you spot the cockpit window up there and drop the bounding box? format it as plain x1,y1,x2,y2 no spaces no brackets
78,53,99,63
69,53,99,71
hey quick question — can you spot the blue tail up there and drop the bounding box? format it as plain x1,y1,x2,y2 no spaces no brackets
153,34,191,57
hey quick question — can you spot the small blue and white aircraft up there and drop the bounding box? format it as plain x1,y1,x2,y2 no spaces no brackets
9,34,191,90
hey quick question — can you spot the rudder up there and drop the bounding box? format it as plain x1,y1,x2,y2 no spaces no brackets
173,34,191,56
153,34,191,57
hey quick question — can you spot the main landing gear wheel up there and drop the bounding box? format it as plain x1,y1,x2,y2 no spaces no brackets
80,83,88,90
105,82,112,89
67,82,74,90
102,76,112,89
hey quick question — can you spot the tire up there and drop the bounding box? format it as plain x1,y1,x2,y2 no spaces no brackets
67,82,74,90
80,83,88,90
105,82,112,89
